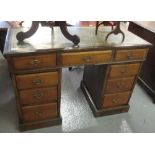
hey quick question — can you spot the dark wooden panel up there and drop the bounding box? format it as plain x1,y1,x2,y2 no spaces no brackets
82,65,109,109
128,21,155,102
0,29,7,53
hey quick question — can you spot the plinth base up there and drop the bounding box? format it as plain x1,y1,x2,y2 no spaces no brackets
81,81,129,117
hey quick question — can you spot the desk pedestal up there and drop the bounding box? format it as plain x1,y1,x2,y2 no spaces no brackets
81,81,129,117
81,63,141,117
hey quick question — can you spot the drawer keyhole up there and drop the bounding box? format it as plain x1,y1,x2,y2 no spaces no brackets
116,82,124,88
32,79,42,85
33,91,44,100
82,56,93,63
34,111,42,116
31,59,41,65
127,53,134,60
120,68,128,74
112,99,119,104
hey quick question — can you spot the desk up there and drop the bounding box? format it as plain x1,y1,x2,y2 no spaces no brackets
4,26,151,131
128,21,155,102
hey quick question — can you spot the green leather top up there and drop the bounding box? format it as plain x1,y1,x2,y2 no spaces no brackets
4,26,151,56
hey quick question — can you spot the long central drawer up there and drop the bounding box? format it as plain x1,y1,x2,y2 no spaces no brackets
59,50,112,66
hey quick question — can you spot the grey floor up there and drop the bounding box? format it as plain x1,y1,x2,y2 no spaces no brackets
1,52,155,133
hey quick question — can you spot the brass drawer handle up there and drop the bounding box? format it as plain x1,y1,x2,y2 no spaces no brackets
30,59,41,65
120,68,128,74
32,79,42,85
33,91,44,100
34,111,42,116
116,82,124,88
82,56,93,63
112,99,119,104
127,53,134,60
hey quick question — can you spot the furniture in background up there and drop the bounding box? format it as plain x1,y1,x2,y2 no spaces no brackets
95,21,125,42
0,21,21,54
16,21,80,46
95,21,116,35
4,26,151,131
0,22,10,54
128,21,155,102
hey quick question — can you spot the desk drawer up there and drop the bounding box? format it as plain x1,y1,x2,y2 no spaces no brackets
16,72,58,90
114,49,148,61
105,77,135,93
102,92,130,108
109,63,140,78
60,50,112,66
19,87,57,105
22,103,57,122
12,54,56,70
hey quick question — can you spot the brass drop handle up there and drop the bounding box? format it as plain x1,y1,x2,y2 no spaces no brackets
34,111,42,116
82,56,93,63
33,91,44,100
112,98,119,104
30,59,41,65
116,82,124,88
32,79,42,85
126,53,134,59
120,68,128,74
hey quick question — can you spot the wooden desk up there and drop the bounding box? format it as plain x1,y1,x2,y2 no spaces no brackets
4,26,151,131
128,21,155,102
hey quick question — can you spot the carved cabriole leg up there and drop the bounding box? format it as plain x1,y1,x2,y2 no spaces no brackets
16,21,39,42
58,21,80,46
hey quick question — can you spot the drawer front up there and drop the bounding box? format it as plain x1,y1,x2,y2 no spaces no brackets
114,49,148,61
19,87,57,105
102,92,131,108
16,72,58,90
22,103,57,122
105,77,135,93
13,54,56,70
109,63,140,78
60,50,112,66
